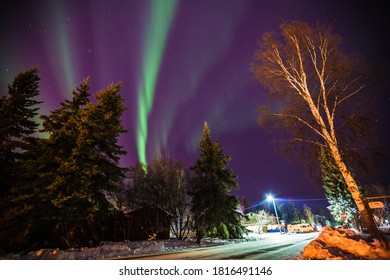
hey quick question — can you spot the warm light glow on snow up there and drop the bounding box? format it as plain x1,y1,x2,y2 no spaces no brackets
303,226,390,260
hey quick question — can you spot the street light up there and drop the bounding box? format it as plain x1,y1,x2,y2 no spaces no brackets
267,194,282,234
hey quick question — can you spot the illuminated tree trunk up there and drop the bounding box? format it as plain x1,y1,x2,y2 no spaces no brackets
251,21,387,247
327,141,385,247
328,145,364,211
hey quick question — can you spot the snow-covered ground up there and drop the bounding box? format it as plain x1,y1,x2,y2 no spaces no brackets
3,227,389,260
303,226,390,260
18,236,262,260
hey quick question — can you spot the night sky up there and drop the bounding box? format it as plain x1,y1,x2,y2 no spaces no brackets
1,0,389,209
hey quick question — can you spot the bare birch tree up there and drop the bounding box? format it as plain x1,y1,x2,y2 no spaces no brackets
145,154,192,240
251,20,385,245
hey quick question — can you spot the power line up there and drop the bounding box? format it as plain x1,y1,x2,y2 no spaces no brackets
244,200,267,210
245,197,327,211
277,198,328,202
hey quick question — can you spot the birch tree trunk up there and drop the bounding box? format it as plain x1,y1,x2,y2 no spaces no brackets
327,142,385,246
327,144,365,212
251,21,386,247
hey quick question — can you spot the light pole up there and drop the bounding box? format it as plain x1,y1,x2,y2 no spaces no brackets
267,194,282,234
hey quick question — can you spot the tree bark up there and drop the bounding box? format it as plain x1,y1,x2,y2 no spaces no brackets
252,21,388,248
328,143,387,248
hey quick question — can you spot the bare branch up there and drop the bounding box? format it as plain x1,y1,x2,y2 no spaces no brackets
271,43,306,95
251,21,383,241
290,137,327,148
273,112,325,139
337,84,366,105
287,33,307,85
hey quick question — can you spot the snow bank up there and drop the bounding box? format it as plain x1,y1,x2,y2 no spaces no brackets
19,238,234,260
16,234,268,260
303,226,390,260
21,240,188,260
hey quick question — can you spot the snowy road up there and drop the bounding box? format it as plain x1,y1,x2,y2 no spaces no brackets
120,232,319,260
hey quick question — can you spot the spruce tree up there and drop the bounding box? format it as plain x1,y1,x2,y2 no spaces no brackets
277,203,289,223
0,68,42,251
303,204,315,225
190,121,245,242
319,148,358,226
0,67,41,196
21,79,93,248
241,196,249,211
68,82,127,212
34,80,127,248
288,200,300,223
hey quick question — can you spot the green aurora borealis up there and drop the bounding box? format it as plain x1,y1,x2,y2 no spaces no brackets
136,0,178,166
1,0,389,201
